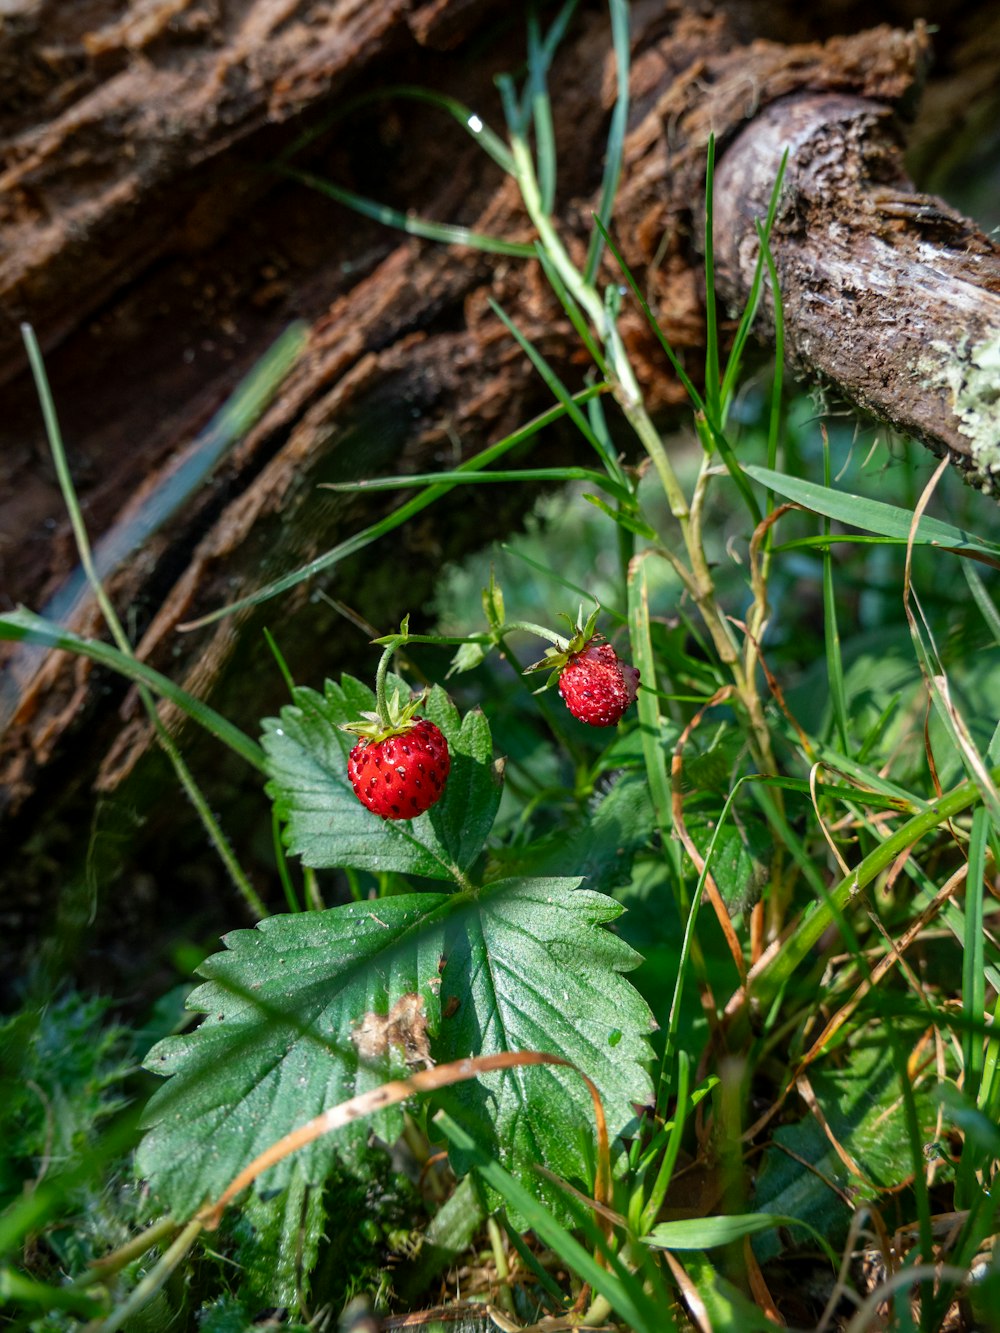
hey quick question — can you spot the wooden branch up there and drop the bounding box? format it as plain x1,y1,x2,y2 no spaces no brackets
713,93,1000,490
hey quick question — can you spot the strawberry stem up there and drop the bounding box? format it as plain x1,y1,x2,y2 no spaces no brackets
373,630,407,726
499,619,569,649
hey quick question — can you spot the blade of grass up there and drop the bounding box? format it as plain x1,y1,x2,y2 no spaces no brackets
435,1110,670,1333
645,1211,835,1261
488,297,610,455
322,464,630,503
500,543,626,624
961,807,989,1111
526,10,558,216
594,216,761,524
627,554,674,846
742,465,1000,564
180,387,607,628
750,765,1000,1010
703,134,720,426
583,493,657,540
637,1048,690,1234
586,379,630,488
534,241,609,375
280,84,517,175
39,323,307,635
718,156,788,417
21,325,267,919
282,168,536,257
758,219,785,521
594,215,705,413
963,561,1000,645
583,0,630,284
821,433,850,751
0,608,265,773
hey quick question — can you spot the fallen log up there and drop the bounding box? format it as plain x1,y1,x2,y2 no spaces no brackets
1,0,998,990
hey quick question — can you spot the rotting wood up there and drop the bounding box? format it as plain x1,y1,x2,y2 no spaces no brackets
1,1,999,987
713,93,1000,488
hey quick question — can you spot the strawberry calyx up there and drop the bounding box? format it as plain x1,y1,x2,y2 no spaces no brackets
340,687,428,746
522,604,602,691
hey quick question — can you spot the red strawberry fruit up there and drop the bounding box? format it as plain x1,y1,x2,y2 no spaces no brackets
558,640,640,727
347,717,450,820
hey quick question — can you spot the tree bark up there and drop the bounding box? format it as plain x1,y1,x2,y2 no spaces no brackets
713,93,1000,487
1,0,999,986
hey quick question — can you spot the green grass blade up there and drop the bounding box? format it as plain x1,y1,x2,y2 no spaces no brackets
323,465,631,503
435,1110,670,1333
284,168,535,257
0,608,266,773
639,1048,690,1232
488,297,610,455
962,807,989,1106
759,220,785,519
534,242,609,374
718,154,788,417
645,1211,835,1262
500,543,626,624
963,561,1000,645
583,493,657,540
39,325,308,633
586,383,630,488
594,215,706,413
627,556,673,845
526,10,558,215
537,0,580,67
742,465,1000,563
592,216,761,523
281,84,517,175
180,387,606,628
583,0,630,284
20,324,268,918
703,134,721,426
752,766,1000,1009
822,440,850,751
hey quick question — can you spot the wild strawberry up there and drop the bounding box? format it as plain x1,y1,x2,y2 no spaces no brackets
347,717,450,821
523,607,640,728
557,640,640,727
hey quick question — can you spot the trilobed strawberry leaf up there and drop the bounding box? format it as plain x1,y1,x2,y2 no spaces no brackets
138,878,653,1222
261,675,501,882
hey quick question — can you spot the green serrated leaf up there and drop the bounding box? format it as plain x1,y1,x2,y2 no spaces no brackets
138,878,654,1229
261,675,501,882
422,690,502,875
439,877,654,1222
232,1174,326,1311
138,895,450,1216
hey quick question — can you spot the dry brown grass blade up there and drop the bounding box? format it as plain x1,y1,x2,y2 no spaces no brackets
743,1235,785,1325
794,863,968,1072
659,1249,712,1333
197,1050,610,1230
808,761,852,878
795,1072,872,1185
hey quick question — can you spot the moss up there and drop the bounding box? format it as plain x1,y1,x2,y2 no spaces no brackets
956,331,1000,463
940,330,1000,492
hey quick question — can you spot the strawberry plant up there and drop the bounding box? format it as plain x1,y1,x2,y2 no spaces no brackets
3,2,1000,1329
